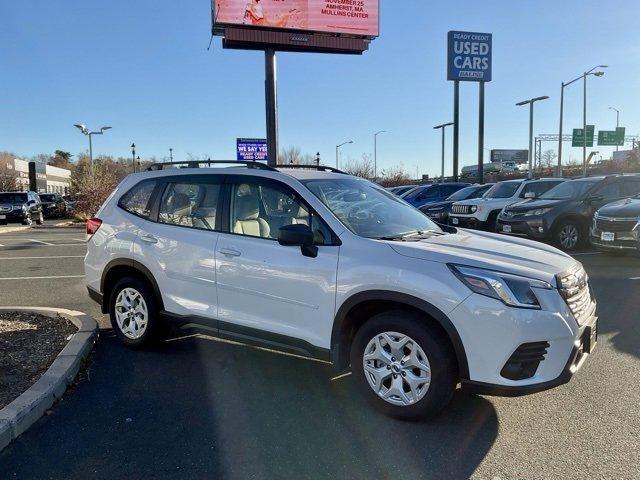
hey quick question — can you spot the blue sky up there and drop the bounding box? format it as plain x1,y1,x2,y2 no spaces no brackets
2,0,639,177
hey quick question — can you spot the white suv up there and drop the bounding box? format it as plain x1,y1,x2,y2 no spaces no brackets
449,178,565,231
85,163,597,420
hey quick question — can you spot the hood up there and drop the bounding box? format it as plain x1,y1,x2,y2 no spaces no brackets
508,198,568,212
387,229,576,285
597,198,640,218
423,200,452,211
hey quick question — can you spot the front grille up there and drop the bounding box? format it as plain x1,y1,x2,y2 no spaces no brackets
557,266,595,325
501,341,550,380
451,204,471,214
595,217,637,233
0,206,12,213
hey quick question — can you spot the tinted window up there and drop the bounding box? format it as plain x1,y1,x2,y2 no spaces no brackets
484,181,521,199
594,182,620,201
0,193,28,203
623,179,640,197
158,181,221,231
230,180,332,245
39,194,56,202
119,180,157,219
418,186,440,200
520,181,563,198
539,180,599,200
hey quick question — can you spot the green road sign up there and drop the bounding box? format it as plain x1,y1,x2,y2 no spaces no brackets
598,127,626,146
572,125,595,147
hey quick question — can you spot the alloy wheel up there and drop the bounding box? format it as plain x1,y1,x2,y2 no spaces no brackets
362,331,431,406
559,224,579,250
114,287,149,339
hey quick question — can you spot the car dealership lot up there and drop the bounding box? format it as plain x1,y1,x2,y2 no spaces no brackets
1,229,639,479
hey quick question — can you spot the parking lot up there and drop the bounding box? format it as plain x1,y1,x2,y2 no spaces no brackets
0,228,639,479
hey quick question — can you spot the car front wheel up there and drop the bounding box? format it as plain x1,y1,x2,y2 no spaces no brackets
350,311,458,420
109,277,165,348
35,211,44,225
555,221,583,251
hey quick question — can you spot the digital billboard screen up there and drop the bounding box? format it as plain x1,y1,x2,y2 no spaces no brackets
214,0,379,37
237,138,269,162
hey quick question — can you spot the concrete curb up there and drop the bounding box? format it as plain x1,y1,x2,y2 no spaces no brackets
0,225,31,234
0,307,98,452
33,220,85,230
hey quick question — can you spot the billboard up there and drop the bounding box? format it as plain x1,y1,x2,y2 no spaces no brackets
213,0,379,37
237,138,269,162
448,31,492,82
490,149,528,164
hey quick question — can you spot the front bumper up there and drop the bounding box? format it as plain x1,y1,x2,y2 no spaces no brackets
0,209,29,223
450,289,597,396
590,228,639,251
449,215,485,229
496,215,551,240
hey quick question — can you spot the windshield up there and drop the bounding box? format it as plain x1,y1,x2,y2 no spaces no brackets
302,178,440,239
447,185,485,201
39,194,56,202
540,180,599,200
484,181,521,199
401,185,431,200
0,193,27,204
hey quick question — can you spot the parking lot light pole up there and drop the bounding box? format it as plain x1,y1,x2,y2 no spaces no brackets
74,124,112,175
434,122,454,183
582,67,607,176
169,148,174,161
336,140,353,169
516,96,549,179
609,107,620,151
373,131,386,180
131,143,136,173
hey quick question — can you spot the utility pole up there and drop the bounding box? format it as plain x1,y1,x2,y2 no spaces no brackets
516,96,549,179
374,130,386,180
131,143,136,173
434,122,454,183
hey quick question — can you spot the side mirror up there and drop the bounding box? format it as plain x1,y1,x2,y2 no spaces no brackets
28,200,36,205
278,224,317,258
524,192,536,199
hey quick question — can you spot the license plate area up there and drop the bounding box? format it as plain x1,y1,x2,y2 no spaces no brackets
601,232,615,242
502,224,512,233
451,218,459,225
0,215,5,220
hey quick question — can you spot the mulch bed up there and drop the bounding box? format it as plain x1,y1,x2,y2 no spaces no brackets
0,312,76,410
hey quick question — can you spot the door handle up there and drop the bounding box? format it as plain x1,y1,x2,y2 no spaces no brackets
139,234,158,244
218,248,241,257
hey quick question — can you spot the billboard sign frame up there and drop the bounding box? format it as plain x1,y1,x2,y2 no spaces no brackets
447,31,493,82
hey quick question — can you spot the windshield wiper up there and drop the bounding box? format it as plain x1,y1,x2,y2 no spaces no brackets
378,229,444,241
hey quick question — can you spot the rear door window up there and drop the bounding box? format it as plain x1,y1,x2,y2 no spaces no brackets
158,181,221,231
118,180,158,219
594,182,621,201
622,179,640,197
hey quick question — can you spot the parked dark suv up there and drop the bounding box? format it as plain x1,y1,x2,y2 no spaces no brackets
401,182,470,208
39,193,67,218
497,175,640,251
590,195,640,253
0,191,44,226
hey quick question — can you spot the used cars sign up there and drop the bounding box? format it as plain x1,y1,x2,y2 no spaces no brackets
447,31,492,82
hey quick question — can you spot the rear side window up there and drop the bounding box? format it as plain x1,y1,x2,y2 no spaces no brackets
118,180,157,219
594,182,621,201
158,181,221,231
623,179,640,197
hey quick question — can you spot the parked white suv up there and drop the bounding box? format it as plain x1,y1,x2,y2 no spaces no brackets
85,163,597,419
449,178,565,231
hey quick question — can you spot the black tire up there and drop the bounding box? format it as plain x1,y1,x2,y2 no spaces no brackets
21,214,32,226
35,212,44,225
350,310,458,420
109,276,166,348
554,220,584,251
485,211,499,232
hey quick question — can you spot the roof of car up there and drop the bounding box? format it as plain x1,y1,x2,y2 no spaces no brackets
132,165,352,182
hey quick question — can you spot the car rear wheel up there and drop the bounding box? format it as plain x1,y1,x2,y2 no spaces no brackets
350,311,458,420
555,221,583,251
109,277,165,348
35,212,44,225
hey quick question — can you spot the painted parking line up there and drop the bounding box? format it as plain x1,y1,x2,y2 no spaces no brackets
630,277,640,280
0,255,85,260
0,243,86,248
331,371,352,382
0,275,85,281
28,239,55,246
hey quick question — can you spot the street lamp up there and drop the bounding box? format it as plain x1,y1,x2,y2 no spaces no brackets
609,107,620,151
557,65,606,177
315,152,321,166
516,96,549,179
373,131,386,179
169,148,174,162
131,143,136,173
433,122,454,183
74,124,112,174
335,140,353,169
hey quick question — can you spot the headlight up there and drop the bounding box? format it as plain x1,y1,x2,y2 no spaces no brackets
449,264,553,309
21,205,27,211
522,208,552,217
470,205,478,213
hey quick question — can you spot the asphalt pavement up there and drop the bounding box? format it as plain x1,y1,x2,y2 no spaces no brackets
0,227,639,479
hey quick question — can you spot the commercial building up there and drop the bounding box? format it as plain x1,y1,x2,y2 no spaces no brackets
8,159,71,194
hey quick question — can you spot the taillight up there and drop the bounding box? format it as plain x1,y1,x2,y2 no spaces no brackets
86,217,102,239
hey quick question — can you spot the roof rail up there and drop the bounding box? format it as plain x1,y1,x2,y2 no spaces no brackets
275,164,348,174
146,160,277,171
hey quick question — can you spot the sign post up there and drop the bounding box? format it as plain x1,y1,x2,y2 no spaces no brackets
447,31,492,183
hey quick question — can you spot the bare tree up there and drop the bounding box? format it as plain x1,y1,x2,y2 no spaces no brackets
342,154,374,179
378,164,412,187
0,152,18,191
278,146,316,165
540,149,557,169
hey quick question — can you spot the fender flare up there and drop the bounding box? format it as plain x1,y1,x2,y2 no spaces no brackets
331,290,469,379
100,259,164,313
